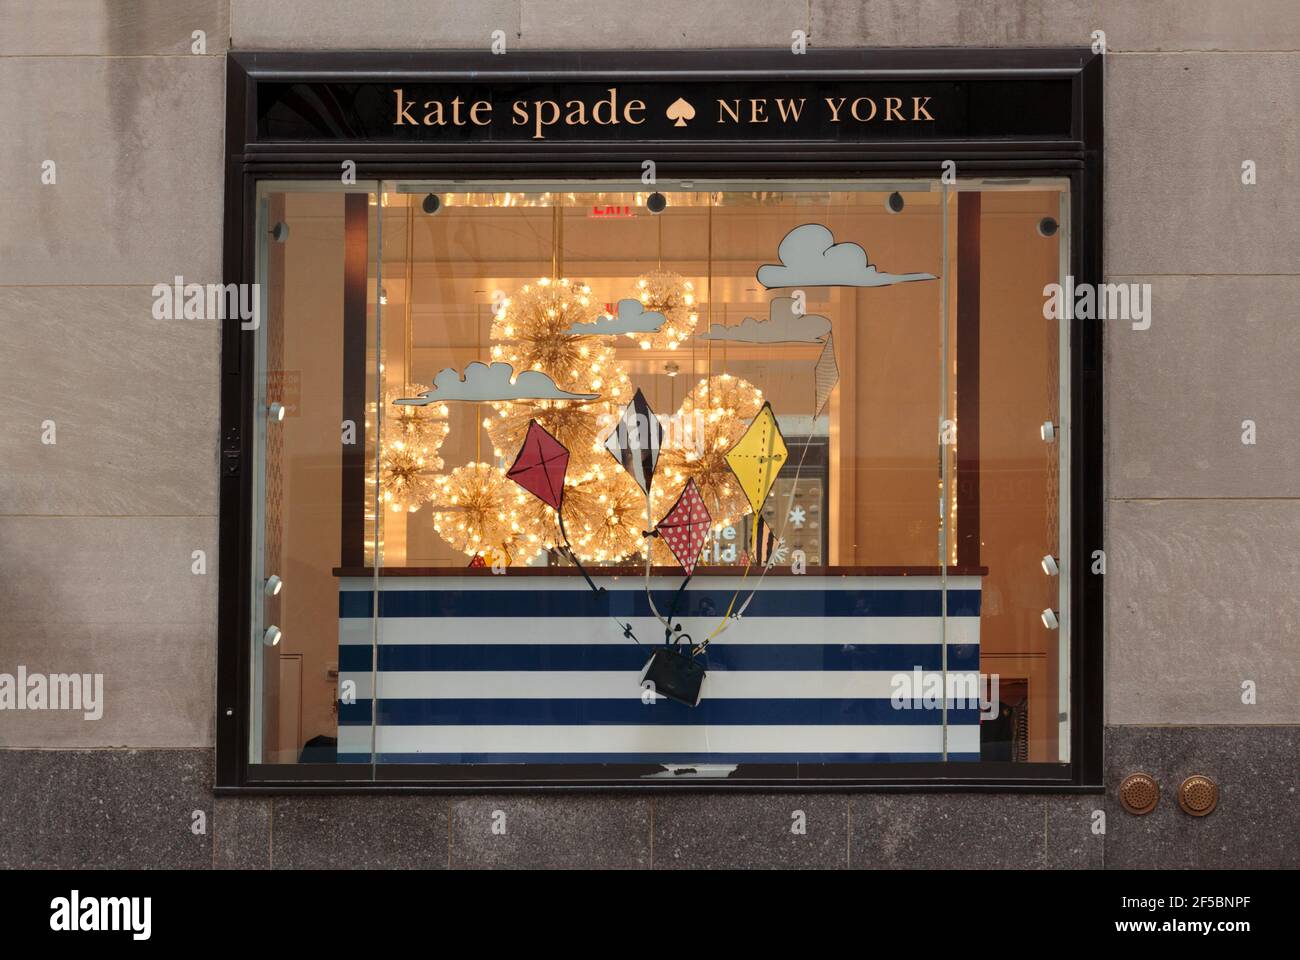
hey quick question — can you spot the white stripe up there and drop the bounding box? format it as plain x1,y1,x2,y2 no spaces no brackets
338,723,980,755
342,616,979,646
343,669,985,700
344,575,984,593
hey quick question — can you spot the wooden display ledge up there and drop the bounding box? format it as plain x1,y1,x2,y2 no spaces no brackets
333,565,989,578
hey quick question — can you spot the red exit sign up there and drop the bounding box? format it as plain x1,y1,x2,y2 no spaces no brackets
588,204,635,219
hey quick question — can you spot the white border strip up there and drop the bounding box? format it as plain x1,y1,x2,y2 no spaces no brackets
339,615,979,646
343,669,984,700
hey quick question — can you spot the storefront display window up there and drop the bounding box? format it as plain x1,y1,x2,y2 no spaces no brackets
246,177,1071,776
218,50,1102,788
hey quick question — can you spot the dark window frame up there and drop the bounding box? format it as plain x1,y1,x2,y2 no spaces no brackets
216,48,1104,794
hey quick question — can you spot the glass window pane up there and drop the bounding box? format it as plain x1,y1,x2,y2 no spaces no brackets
250,177,1070,779
964,184,1069,764
252,186,380,769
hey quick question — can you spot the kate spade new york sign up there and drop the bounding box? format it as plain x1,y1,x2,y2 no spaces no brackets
255,76,1072,143
393,87,937,140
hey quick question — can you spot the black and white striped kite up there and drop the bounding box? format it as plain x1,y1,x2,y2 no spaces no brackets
604,388,661,494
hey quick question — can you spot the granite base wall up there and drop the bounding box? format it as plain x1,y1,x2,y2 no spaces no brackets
2,726,1293,869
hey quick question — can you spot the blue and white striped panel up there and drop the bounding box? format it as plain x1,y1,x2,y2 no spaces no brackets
337,575,982,764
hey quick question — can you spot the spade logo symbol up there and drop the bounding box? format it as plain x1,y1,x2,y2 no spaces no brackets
666,97,696,128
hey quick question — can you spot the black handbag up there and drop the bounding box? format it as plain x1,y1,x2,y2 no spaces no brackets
640,641,706,707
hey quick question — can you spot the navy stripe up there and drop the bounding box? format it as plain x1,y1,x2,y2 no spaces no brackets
340,588,981,619
339,642,979,672
339,698,982,726
338,752,982,764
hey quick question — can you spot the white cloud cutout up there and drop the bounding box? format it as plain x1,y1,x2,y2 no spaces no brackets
756,223,937,288
394,361,598,404
697,297,831,343
565,298,666,336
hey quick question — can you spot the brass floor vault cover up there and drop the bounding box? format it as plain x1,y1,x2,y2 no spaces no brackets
1119,773,1159,815
1178,775,1219,816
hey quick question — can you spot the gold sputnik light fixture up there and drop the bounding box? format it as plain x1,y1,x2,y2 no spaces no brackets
373,384,450,514
430,462,539,562
485,398,605,481
457,274,643,564
486,276,632,477
378,439,438,515
489,277,622,395
570,470,648,563
384,384,450,451
632,269,698,350
520,463,648,564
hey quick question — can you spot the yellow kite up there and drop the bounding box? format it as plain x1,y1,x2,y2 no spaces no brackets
724,402,789,552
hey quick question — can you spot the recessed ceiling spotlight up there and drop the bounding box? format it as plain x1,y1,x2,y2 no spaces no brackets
422,193,441,214
886,191,905,213
646,192,667,214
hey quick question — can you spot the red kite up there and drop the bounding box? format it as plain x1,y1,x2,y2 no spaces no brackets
507,419,569,510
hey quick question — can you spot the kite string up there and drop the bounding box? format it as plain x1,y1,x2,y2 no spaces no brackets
556,509,600,594
718,279,838,636
556,504,642,646
700,435,815,647
730,437,815,618
700,191,838,639
640,486,673,632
